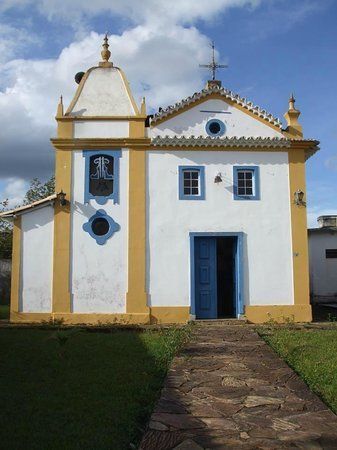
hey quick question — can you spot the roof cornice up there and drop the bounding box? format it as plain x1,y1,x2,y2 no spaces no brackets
150,85,283,128
151,136,291,148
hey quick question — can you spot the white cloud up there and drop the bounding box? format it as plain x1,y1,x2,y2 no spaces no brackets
0,177,28,207
0,0,262,27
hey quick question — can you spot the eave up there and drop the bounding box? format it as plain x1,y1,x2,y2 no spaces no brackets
0,194,57,219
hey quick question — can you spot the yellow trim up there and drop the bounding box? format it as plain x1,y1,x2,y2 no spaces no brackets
118,67,140,115
50,138,150,150
10,312,150,325
288,146,311,313
10,216,21,315
152,93,283,134
52,149,72,313
126,147,148,314
150,307,190,324
56,121,73,139
58,116,147,121
245,305,312,323
129,120,145,138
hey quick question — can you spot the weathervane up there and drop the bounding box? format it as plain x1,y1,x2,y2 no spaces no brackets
199,41,227,81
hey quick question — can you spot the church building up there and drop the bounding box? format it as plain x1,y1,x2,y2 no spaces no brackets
1,37,319,324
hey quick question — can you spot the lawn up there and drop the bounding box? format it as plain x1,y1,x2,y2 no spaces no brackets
0,304,9,319
0,325,190,450
261,327,337,414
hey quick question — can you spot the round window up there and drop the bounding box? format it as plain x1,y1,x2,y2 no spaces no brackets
206,119,225,137
91,217,110,236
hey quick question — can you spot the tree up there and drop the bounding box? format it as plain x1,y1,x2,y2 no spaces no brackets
0,200,12,259
23,176,55,205
0,176,55,259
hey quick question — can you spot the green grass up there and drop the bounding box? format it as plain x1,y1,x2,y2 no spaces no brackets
261,328,337,413
0,326,191,450
0,304,9,320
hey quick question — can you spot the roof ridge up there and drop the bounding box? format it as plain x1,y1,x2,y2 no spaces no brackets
151,85,283,128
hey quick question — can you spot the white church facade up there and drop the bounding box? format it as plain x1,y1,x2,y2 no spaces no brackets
2,37,319,324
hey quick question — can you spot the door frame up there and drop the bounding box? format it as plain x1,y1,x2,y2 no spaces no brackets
190,232,244,319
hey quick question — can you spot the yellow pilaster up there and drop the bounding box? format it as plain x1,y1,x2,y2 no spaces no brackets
10,216,21,317
52,149,72,313
126,147,148,314
288,146,311,318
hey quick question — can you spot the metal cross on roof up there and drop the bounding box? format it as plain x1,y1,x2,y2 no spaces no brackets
199,41,228,81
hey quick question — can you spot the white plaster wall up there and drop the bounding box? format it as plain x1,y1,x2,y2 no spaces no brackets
151,100,283,138
71,150,128,313
147,150,294,308
21,206,54,312
69,67,136,116
309,231,337,300
74,121,129,138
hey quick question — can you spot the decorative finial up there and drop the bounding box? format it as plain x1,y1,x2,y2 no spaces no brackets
289,93,296,110
56,95,64,118
140,97,147,115
199,41,227,89
99,33,113,67
284,92,302,137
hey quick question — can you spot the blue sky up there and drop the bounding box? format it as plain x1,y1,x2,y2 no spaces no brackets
0,0,336,226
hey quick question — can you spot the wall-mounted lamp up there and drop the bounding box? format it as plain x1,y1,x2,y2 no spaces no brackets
294,189,306,207
58,190,67,206
214,173,223,184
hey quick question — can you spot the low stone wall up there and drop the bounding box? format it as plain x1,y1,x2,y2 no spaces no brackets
0,259,11,305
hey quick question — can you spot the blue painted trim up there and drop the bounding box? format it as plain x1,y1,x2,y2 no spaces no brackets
82,209,120,245
205,119,226,137
83,150,122,205
190,232,244,318
178,166,205,200
233,166,260,201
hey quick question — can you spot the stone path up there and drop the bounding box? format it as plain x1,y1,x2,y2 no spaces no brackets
140,322,337,449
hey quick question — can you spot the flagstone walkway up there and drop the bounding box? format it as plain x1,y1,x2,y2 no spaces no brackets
140,322,337,449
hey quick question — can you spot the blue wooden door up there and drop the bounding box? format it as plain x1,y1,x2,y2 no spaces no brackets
195,237,217,319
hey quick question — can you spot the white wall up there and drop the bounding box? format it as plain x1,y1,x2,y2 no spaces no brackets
69,67,136,116
147,150,294,309
70,150,128,313
309,231,337,301
21,206,54,312
74,121,129,138
151,99,283,139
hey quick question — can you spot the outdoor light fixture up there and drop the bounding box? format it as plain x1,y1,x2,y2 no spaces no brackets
58,190,67,206
294,189,306,206
214,173,223,183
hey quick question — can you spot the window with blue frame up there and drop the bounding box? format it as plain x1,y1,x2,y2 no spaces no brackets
233,166,260,200
179,166,205,200
83,150,121,205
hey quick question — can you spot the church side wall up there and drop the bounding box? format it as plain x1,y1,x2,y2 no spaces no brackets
21,206,54,312
147,150,294,310
70,149,128,313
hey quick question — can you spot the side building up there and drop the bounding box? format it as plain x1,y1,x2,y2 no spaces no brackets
309,215,337,304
